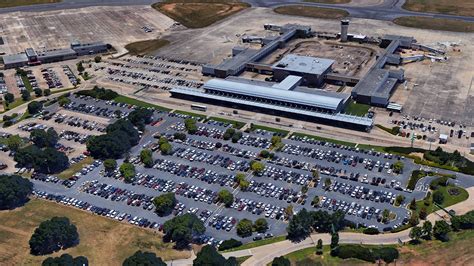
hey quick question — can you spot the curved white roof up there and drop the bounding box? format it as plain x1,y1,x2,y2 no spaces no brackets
204,79,344,111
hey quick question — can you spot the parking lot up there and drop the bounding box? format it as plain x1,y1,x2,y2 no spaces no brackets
21,95,435,247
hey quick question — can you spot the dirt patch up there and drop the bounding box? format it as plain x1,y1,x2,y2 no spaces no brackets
153,1,250,28
273,5,349,20
403,0,474,17
125,39,171,56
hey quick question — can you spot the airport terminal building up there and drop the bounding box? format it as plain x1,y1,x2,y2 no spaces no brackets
171,77,373,131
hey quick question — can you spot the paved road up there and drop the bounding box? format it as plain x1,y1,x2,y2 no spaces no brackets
1,0,473,23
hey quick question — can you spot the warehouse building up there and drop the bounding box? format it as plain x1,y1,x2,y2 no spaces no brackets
2,41,109,69
170,77,373,131
272,54,334,87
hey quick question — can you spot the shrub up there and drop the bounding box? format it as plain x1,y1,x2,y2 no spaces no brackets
363,227,379,235
218,238,242,251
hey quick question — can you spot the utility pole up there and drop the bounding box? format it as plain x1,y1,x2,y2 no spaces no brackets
410,130,415,148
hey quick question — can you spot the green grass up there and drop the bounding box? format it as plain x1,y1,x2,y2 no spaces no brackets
124,39,170,56
274,5,349,20
375,124,400,135
393,16,474,32
57,157,94,180
356,144,386,152
20,75,33,93
249,124,289,137
152,1,250,29
344,100,370,116
207,117,246,129
236,255,252,265
51,87,75,95
173,110,207,120
113,95,171,112
291,132,357,147
413,185,468,217
280,245,367,265
0,0,60,8
222,235,287,252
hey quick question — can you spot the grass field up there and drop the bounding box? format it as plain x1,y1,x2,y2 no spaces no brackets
0,199,188,265
399,229,474,265
274,5,349,20
222,235,287,252
124,39,170,56
414,185,468,215
207,117,246,129
402,0,474,17
249,124,289,137
236,255,252,265
304,0,350,3
393,16,474,32
0,0,60,8
344,100,370,116
113,95,171,112
152,0,250,28
57,157,94,180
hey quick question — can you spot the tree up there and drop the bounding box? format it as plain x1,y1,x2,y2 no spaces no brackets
324,178,332,189
271,135,282,146
393,161,404,174
395,194,405,206
58,96,71,107
42,254,88,266
30,128,58,148
218,238,242,251
286,208,312,241
432,190,444,205
409,212,419,226
271,256,290,266
21,89,31,101
312,169,320,182
29,217,79,255
422,221,432,240
184,118,198,134
128,108,154,131
409,198,417,210
173,132,187,141
260,149,270,158
409,226,423,243
419,207,428,220
311,196,320,207
250,161,265,175
119,162,135,183
254,218,268,233
193,245,236,266
163,213,205,249
123,251,165,266
77,62,85,73
239,179,250,191
153,193,177,217
103,159,117,173
316,239,323,255
284,204,294,218
44,89,51,96
218,189,234,207
330,232,339,249
381,209,391,223
14,146,69,174
94,56,102,63
433,220,451,242
424,192,432,206
236,219,253,237
6,134,22,151
34,88,43,97
4,92,14,105
140,149,154,168
160,142,173,155
0,174,33,210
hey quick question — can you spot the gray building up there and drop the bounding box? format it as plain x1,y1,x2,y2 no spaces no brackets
351,34,413,106
272,54,334,87
37,48,77,64
71,41,108,56
2,53,28,69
